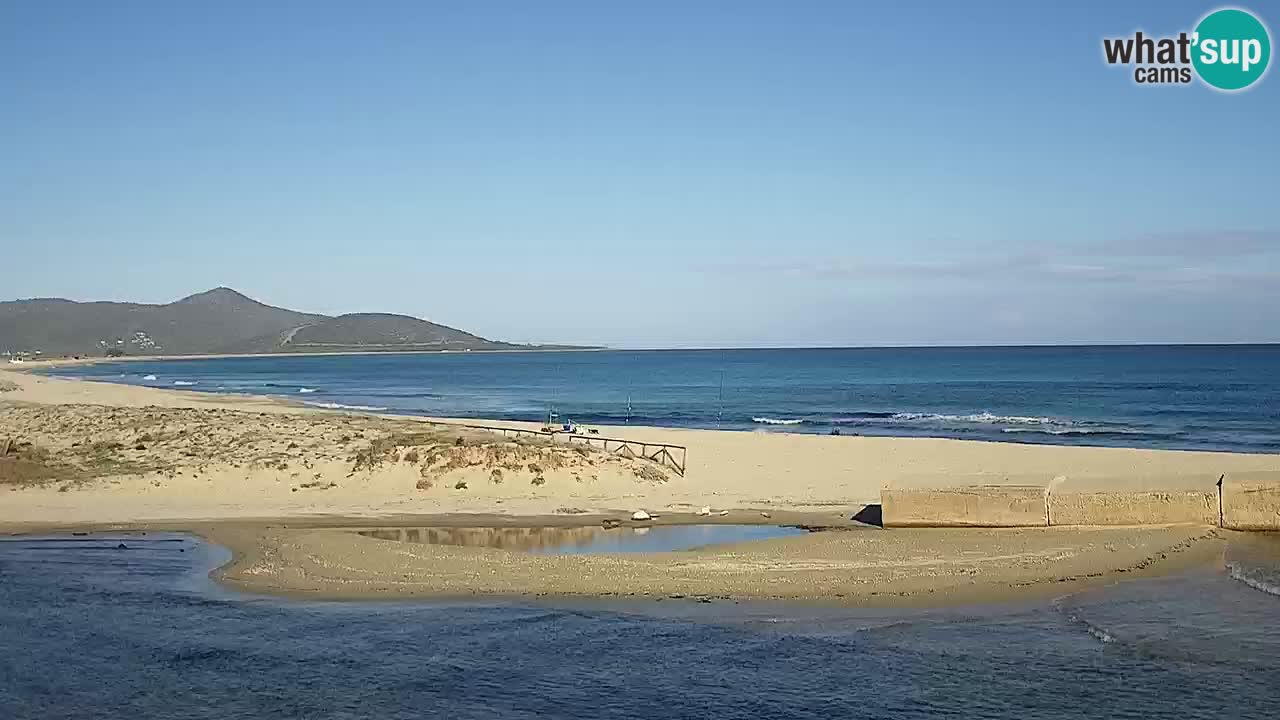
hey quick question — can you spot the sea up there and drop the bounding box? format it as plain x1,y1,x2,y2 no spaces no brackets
45,345,1280,453
1,533,1278,719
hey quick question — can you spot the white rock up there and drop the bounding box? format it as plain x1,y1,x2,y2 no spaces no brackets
760,511,772,519
631,510,652,521
696,506,711,516
718,510,730,516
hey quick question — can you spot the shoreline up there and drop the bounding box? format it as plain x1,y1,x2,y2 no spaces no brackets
27,354,1280,459
4,366,1277,523
19,363,1280,463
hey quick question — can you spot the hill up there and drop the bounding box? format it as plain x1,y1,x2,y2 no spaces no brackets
0,288,577,357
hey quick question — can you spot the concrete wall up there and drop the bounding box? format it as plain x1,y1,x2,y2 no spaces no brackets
1047,490,1218,526
882,470,1280,529
1047,474,1219,527
1222,471,1280,531
882,485,1047,527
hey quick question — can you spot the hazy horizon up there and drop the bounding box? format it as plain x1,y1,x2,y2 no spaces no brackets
4,1,1277,348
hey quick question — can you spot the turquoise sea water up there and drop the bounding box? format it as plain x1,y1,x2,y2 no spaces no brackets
1,533,1278,719
49,345,1280,452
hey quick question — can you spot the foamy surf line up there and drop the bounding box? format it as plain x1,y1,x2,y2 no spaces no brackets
887,411,1058,425
1003,427,1153,437
303,401,388,412
752,417,804,425
826,411,1151,435
821,411,1072,426
1052,596,1117,644
1228,562,1280,597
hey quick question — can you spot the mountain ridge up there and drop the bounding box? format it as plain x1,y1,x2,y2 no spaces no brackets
0,288,584,357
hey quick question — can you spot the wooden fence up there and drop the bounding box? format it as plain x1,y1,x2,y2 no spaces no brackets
561,434,687,476
422,421,688,476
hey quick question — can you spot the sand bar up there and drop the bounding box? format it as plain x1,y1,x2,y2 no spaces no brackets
203,522,1228,606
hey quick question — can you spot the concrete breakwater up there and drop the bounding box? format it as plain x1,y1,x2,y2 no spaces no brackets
882,470,1280,529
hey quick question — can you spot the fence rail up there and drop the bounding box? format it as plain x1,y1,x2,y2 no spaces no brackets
439,423,552,442
422,421,688,476
562,434,687,476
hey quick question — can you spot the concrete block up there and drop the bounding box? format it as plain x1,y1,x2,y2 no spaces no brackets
1222,471,1280,531
1046,474,1218,526
881,485,1047,528
1048,490,1217,526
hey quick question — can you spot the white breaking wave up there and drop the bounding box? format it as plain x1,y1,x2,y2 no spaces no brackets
1076,616,1117,644
1002,427,1144,436
883,412,1154,437
304,401,387,412
752,417,804,425
1228,562,1280,597
890,411,1058,425
298,388,317,394
1052,596,1117,645
142,375,158,381
173,381,197,386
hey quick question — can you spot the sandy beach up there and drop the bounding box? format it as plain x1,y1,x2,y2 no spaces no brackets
4,367,1275,525
1,365,1275,605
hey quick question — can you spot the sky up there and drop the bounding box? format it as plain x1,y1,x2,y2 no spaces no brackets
2,0,1277,347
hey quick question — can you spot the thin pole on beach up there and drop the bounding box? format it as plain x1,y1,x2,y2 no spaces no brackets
1217,473,1225,528
550,359,562,429
717,369,724,428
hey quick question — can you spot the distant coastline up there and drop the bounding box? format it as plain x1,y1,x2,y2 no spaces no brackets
18,340,1277,368
10,344,608,370
0,286,597,358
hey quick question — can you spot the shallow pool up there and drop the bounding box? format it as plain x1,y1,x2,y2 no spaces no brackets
355,524,810,554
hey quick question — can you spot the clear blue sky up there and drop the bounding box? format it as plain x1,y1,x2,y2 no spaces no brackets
3,1,1277,347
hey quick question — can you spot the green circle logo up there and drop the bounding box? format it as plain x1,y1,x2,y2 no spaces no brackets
1192,8,1271,90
